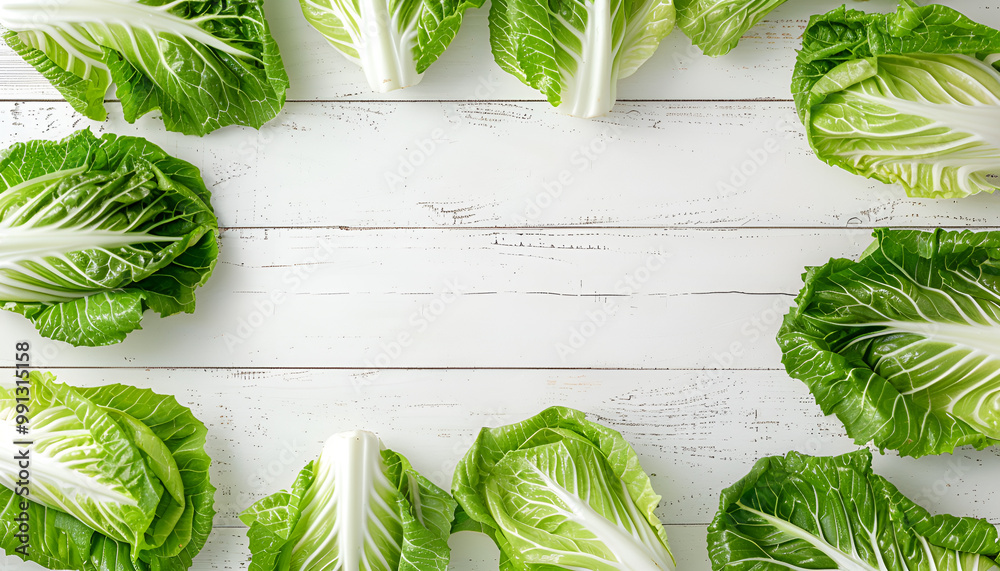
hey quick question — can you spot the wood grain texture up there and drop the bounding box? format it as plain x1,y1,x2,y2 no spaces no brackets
0,227,913,369
5,368,999,571
1,102,998,229
1,524,711,571
0,1,994,102
3,1,1000,570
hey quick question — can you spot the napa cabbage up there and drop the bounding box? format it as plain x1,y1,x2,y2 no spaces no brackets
488,0,675,117
0,129,218,347
779,228,1000,457
0,0,289,136
0,371,216,571
452,406,675,571
298,0,483,92
793,1,1000,198
241,430,457,571
676,0,788,57
709,449,1000,571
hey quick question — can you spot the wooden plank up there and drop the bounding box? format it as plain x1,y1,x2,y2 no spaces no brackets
193,525,712,571
0,1,994,102
0,524,712,571
0,227,991,369
2,3,999,569
2,102,997,229
2,368,997,571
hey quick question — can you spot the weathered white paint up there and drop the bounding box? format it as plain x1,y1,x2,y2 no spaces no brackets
1,102,998,229
2,2,1000,569
0,227,944,369
4,368,1000,571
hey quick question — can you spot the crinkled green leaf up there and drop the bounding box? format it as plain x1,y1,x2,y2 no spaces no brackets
241,462,316,571
0,129,218,347
241,431,455,571
0,0,288,135
300,0,484,92
709,449,1000,571
779,228,1000,457
452,406,675,571
489,0,675,117
676,0,787,57
792,1,1000,198
0,372,163,554
77,382,216,569
0,371,215,571
1,29,110,121
0,491,94,570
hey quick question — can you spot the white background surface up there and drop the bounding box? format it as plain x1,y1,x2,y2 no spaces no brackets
2,1,1000,570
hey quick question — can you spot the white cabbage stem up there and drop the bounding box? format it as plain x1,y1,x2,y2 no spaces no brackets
0,0,254,59
556,0,616,118
354,0,422,92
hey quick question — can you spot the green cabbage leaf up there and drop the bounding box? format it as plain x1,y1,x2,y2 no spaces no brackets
779,228,1000,457
299,0,483,92
0,0,288,136
709,449,1000,571
0,371,216,571
676,0,787,57
0,129,218,347
452,406,675,571
241,430,456,571
489,0,675,117
792,1,1000,198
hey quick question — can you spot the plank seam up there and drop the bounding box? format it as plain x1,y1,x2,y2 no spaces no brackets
23,366,787,371
215,225,1000,231
0,98,795,104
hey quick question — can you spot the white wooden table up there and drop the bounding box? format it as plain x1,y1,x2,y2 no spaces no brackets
2,1,999,569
